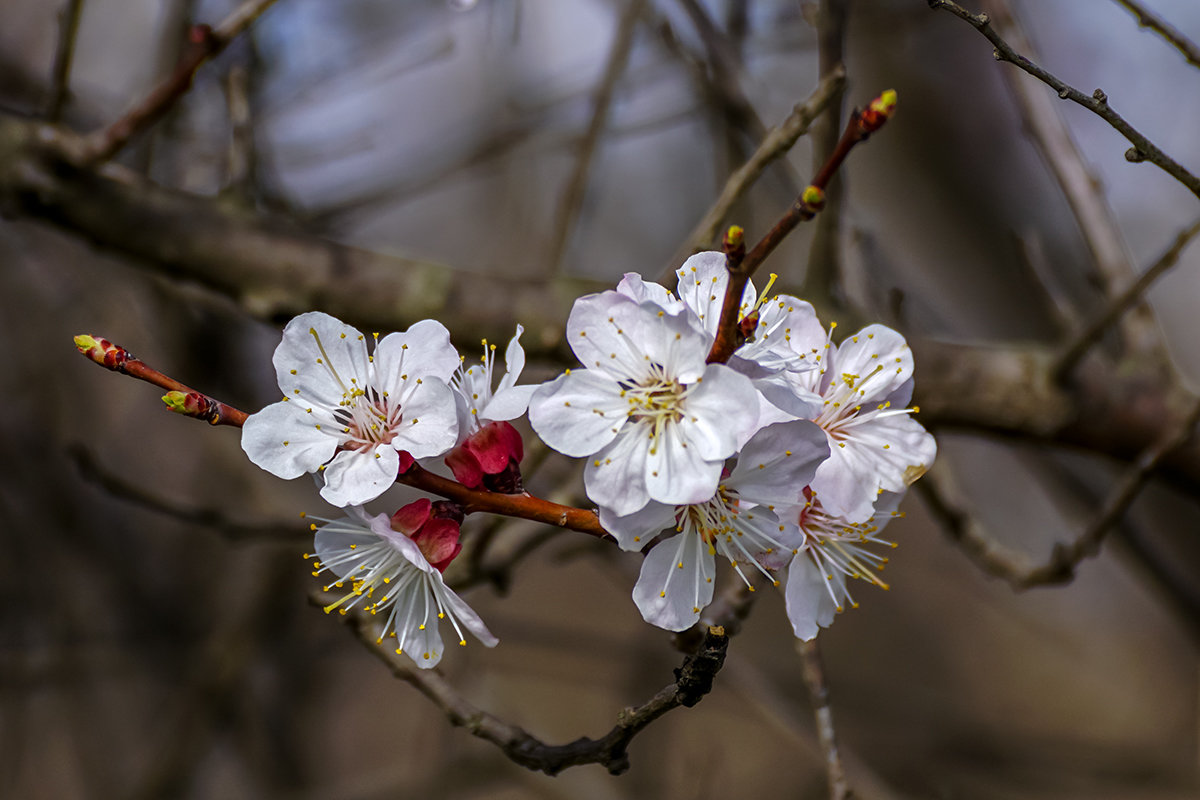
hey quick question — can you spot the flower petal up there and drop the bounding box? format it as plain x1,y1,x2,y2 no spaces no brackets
644,419,724,507
599,500,677,552
677,364,760,458
374,318,461,392
584,427,651,516
674,251,753,338
320,445,400,507
274,312,371,410
528,370,627,457
784,554,839,641
241,400,338,479
729,420,829,506
632,533,715,631
390,381,460,459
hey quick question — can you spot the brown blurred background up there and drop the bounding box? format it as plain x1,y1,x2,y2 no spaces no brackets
1,1,1198,798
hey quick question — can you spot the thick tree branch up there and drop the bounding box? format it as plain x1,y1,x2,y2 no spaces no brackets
928,0,1200,200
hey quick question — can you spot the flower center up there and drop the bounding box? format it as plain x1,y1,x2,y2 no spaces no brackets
309,327,402,450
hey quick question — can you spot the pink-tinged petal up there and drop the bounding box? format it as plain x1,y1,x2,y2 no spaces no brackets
830,324,913,403
241,401,338,479
808,435,878,523
584,429,651,516
390,381,459,459
444,445,484,488
412,518,461,570
463,420,523,472
273,312,371,409
528,370,628,457
480,383,536,422
598,500,677,552
320,445,400,507
390,498,433,536
677,364,760,459
644,420,724,507
634,306,711,384
374,319,460,393
633,533,716,631
674,251,750,338
813,414,935,521
729,421,829,506
784,555,839,641
616,272,685,314
433,577,499,647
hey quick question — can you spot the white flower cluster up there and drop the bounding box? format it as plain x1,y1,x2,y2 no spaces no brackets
241,253,936,667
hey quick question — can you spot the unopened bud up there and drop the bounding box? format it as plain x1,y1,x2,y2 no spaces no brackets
801,185,826,210
74,334,129,370
723,225,744,250
162,390,212,419
860,89,898,134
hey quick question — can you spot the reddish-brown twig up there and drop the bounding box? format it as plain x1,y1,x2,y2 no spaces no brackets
705,89,896,365
78,0,279,164
74,334,247,426
73,333,611,539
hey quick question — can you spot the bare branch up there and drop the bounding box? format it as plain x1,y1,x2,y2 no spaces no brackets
798,638,853,800
927,0,1200,200
666,66,845,272
335,602,729,776
548,0,646,272
920,396,1200,588
1055,216,1200,381
46,0,85,123
78,0,279,164
1111,0,1200,71
978,0,1158,359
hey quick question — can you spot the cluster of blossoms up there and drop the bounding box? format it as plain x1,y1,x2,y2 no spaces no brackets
240,253,935,668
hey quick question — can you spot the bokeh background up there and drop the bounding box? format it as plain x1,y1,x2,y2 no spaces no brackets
1,1,1198,798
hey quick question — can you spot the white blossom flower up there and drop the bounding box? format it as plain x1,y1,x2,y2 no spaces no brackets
781,323,937,522
241,311,461,507
620,253,825,421
601,421,828,631
529,291,762,516
309,505,497,668
784,490,904,641
450,324,537,440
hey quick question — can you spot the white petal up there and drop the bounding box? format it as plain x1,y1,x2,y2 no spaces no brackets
674,251,752,338
678,364,760,458
784,554,838,641
632,533,715,631
616,273,685,313
241,401,338,479
528,370,628,457
565,291,648,379
599,500,677,552
274,312,370,410
584,427,651,516
391,381,460,458
495,324,528,394
644,420,724,507
830,324,913,404
320,446,400,507
813,414,935,521
374,318,460,392
480,383,536,422
433,576,500,647
729,420,829,506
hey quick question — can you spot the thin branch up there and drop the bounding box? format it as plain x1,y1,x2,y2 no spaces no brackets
548,0,645,272
802,0,850,305
798,638,853,800
920,396,1200,588
336,604,729,776
46,0,85,123
1055,216,1200,381
665,66,845,273
977,0,1157,359
68,445,304,541
706,90,897,364
77,0,279,164
1111,0,1200,71
927,0,1200,200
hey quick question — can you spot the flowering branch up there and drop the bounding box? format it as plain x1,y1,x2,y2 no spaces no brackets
77,0,280,164
927,0,1200,200
338,603,729,776
706,88,897,364
73,334,247,427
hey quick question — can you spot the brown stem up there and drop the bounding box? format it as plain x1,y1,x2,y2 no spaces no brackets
1111,0,1200,70
78,0,279,165
798,638,853,800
